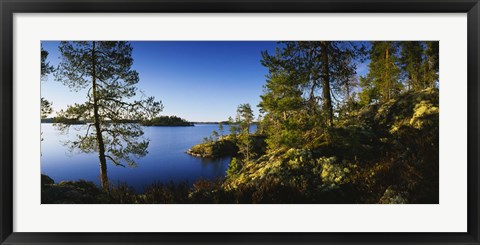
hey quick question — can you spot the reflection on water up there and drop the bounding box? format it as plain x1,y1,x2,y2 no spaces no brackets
41,123,243,192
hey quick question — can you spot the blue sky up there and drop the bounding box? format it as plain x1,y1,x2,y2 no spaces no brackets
41,41,369,122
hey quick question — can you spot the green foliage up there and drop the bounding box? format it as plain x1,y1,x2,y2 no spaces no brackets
259,72,306,149
358,76,380,106
238,132,254,161
41,45,54,121
399,41,424,90
218,122,224,136
43,87,439,205
141,116,191,126
359,41,402,104
423,42,439,88
360,41,439,106
259,41,365,150
236,103,254,134
188,137,239,158
220,149,362,203
227,116,239,138
54,41,163,190
43,41,439,204
226,157,241,179
211,130,220,141
40,97,53,119
188,133,266,160
223,88,439,204
41,45,54,80
55,41,163,166
234,103,256,160
398,41,439,91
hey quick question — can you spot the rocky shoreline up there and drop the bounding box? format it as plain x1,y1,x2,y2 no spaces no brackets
185,137,239,158
185,149,207,158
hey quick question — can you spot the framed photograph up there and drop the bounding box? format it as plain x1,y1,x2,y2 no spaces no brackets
1,0,479,244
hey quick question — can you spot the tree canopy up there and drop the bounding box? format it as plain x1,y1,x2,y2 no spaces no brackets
41,46,54,119
54,41,163,191
259,41,366,149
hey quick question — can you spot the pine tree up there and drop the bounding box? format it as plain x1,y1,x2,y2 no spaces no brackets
360,41,401,103
259,41,364,149
41,45,54,119
359,75,380,106
218,122,224,137
211,130,219,141
237,103,254,134
41,46,54,80
226,157,241,179
236,104,255,161
228,116,238,139
258,71,306,148
54,41,163,191
423,41,439,88
399,41,424,90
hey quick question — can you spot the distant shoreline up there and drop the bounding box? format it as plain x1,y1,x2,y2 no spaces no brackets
41,118,259,125
41,115,200,127
40,122,196,127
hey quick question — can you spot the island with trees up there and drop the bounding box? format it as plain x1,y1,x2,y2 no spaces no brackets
141,115,193,126
41,41,439,204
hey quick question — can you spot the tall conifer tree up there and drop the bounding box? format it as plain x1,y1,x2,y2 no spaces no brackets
360,41,401,104
424,41,439,88
41,46,54,119
55,41,163,191
259,41,364,149
399,41,424,90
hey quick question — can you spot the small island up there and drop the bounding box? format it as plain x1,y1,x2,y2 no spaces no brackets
141,115,193,126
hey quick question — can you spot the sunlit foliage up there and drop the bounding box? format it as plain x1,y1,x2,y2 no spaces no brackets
54,41,163,191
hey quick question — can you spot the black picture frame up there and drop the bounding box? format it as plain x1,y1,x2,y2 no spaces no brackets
1,0,479,244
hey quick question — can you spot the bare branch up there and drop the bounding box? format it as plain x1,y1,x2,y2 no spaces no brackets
105,155,125,167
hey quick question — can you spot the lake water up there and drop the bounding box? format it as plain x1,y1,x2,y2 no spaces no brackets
41,123,249,192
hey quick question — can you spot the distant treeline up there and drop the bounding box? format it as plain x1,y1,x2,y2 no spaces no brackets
191,121,259,125
190,121,228,125
141,116,193,126
42,117,258,126
41,117,88,124
42,116,194,127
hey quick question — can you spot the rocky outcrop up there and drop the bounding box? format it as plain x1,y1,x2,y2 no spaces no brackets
186,138,238,158
187,135,266,159
41,177,111,204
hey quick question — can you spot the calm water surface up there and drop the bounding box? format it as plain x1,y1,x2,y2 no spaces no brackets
41,123,246,192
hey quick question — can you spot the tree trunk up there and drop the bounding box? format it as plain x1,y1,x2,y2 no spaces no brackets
91,41,109,192
320,41,333,127
423,63,428,88
385,46,390,101
414,68,418,91
308,78,318,112
345,81,350,101
406,77,409,91
308,46,318,113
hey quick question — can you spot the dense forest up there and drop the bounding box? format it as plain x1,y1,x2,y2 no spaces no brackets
42,41,439,204
185,42,438,204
